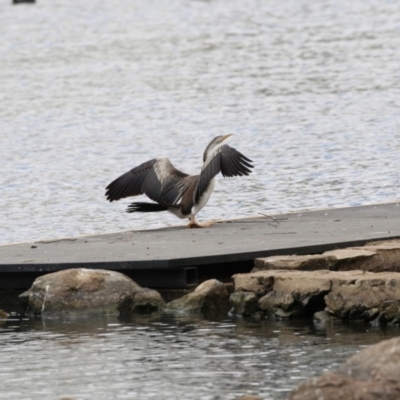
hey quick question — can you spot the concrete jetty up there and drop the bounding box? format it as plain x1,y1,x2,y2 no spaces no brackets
1,202,399,290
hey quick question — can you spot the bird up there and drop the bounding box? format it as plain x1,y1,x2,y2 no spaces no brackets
105,134,253,228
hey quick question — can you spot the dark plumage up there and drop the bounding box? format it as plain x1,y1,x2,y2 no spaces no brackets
105,134,253,228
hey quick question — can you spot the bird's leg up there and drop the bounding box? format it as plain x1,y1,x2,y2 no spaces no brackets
187,214,203,229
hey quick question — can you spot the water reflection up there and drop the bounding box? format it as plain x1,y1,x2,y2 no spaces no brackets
0,314,398,400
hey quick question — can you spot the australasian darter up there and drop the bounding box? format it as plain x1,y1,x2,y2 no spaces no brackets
105,134,253,228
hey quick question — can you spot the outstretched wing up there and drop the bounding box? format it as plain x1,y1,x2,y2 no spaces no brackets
194,144,253,203
105,157,190,205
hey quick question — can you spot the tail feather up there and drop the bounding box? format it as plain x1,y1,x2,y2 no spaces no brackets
126,202,169,213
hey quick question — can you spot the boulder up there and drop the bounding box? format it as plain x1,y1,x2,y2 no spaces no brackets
165,279,230,317
0,309,9,320
19,268,165,318
290,336,400,400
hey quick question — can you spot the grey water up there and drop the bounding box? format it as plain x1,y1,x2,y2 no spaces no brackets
1,0,400,245
1,314,400,400
2,0,400,399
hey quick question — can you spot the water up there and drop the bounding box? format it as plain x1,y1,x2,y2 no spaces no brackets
1,314,398,400
1,0,400,245
1,1,400,398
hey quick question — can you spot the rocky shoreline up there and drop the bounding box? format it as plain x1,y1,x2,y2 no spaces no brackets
231,269,400,323
3,238,400,399
13,239,400,322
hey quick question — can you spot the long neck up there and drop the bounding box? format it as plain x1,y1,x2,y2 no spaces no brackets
203,144,213,162
203,138,221,162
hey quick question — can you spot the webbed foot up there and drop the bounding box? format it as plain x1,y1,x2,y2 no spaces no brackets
187,222,203,228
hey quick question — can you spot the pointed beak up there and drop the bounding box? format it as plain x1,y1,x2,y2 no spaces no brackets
222,134,232,141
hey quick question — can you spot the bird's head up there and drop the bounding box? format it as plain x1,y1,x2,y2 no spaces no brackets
203,134,232,161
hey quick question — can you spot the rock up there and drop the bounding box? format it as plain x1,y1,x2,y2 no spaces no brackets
231,273,274,296
371,300,400,325
367,240,400,250
323,247,376,260
196,279,221,292
19,268,165,318
254,240,400,274
230,291,259,315
289,336,400,400
259,290,305,318
233,270,332,318
313,311,343,328
165,279,230,317
0,309,9,319
233,270,400,320
259,270,331,318
322,248,376,270
337,240,400,272
129,285,165,314
313,310,332,323
157,288,194,303
324,272,400,319
253,248,375,273
253,254,335,272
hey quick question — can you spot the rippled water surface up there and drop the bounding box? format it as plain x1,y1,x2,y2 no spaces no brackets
1,0,400,244
1,314,399,400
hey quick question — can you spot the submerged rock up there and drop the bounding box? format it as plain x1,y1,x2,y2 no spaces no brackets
19,268,165,318
290,336,400,400
165,279,230,317
313,310,334,324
